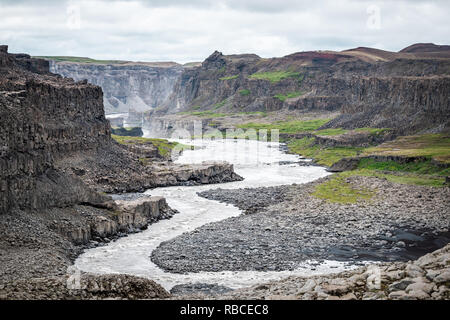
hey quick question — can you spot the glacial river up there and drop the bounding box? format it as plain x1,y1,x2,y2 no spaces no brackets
75,137,360,291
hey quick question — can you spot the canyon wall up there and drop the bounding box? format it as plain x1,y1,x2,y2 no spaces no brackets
49,61,183,114
156,44,450,135
0,45,112,214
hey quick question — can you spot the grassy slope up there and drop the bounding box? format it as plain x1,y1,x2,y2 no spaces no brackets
362,134,450,163
111,135,190,158
34,56,126,64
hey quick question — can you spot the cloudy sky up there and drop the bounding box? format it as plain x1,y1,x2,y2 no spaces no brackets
0,0,449,63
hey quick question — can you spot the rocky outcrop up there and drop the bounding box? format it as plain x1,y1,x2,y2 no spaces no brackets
49,60,183,114
322,76,450,135
215,243,450,300
152,44,450,136
0,273,170,300
0,46,112,214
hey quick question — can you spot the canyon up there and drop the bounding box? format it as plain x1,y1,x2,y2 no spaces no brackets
43,43,450,138
1,42,449,300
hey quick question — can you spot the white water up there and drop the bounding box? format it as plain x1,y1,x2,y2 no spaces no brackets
75,138,358,290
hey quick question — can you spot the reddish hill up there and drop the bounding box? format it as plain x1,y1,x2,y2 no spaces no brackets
399,43,450,53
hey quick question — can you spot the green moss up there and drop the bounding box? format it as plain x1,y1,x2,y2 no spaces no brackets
340,169,446,187
213,99,228,109
34,56,126,64
357,158,450,176
112,135,190,158
363,134,450,163
249,70,302,83
191,105,202,110
288,138,363,167
239,89,251,96
177,110,228,118
354,127,391,135
220,75,238,80
274,91,304,102
312,176,375,204
314,128,348,136
238,119,331,134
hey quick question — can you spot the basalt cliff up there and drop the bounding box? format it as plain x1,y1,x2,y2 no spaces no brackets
48,60,185,114
0,45,240,294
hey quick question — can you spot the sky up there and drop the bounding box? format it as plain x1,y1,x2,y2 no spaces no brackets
0,0,449,63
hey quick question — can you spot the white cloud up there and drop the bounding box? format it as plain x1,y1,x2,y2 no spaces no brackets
0,0,448,63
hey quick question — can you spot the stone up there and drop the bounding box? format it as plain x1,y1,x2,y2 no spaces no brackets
434,271,450,284
389,279,415,292
405,282,434,295
297,279,316,294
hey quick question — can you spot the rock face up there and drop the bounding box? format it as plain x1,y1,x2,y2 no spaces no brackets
0,45,112,214
49,60,183,114
0,273,170,300
153,44,450,135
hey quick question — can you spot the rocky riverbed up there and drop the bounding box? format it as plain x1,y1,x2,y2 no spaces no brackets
152,175,450,274
177,243,450,300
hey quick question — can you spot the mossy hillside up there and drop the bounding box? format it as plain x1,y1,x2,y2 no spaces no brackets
34,56,126,64
363,134,450,163
357,158,450,176
239,89,251,96
288,137,363,167
341,169,447,188
177,111,228,118
111,135,190,158
274,91,304,102
249,70,302,83
311,166,447,204
238,119,331,134
312,175,375,204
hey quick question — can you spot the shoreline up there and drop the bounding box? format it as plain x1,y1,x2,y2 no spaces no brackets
152,174,449,274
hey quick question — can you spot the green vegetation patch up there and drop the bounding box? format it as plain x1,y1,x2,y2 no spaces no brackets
249,70,302,83
112,135,190,158
312,175,375,204
274,91,304,102
288,137,363,167
357,158,450,176
177,111,228,118
363,134,450,163
354,127,391,135
220,75,239,80
34,56,125,64
341,169,446,188
213,99,228,109
239,89,251,96
238,119,330,134
314,128,348,136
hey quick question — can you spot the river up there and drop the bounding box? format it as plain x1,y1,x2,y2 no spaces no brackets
75,138,361,291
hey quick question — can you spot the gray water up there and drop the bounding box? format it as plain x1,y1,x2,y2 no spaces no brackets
75,138,361,290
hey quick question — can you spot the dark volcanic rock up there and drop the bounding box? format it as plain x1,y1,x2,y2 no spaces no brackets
198,185,290,214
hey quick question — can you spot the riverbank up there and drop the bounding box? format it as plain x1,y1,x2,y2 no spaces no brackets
152,175,450,274
176,243,450,300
